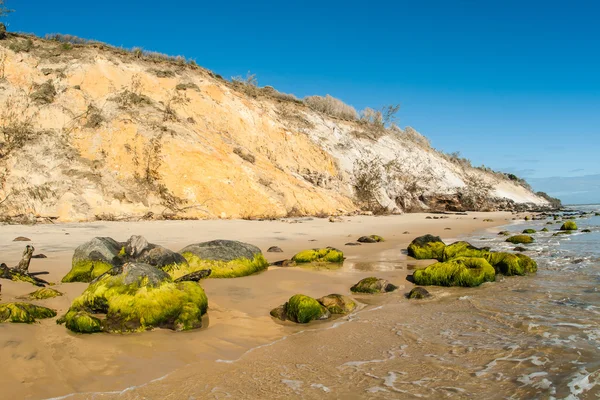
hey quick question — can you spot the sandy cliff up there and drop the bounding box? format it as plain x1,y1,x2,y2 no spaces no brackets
0,34,548,222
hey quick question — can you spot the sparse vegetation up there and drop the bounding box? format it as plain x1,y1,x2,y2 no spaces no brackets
233,147,256,163
29,80,56,104
536,191,562,209
457,174,494,210
149,68,176,78
175,82,199,91
83,104,103,128
231,71,260,97
163,89,189,122
304,94,358,120
353,157,383,211
8,37,33,53
113,74,151,108
0,96,35,159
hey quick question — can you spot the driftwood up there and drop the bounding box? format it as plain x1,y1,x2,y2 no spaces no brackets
15,245,34,273
174,269,212,282
0,245,50,287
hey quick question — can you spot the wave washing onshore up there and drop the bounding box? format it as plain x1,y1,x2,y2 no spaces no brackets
19,208,597,400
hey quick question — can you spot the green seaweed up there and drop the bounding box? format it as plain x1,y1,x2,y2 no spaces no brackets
58,311,102,333
413,257,495,287
285,294,329,323
177,253,269,279
291,248,344,264
442,241,490,261
25,288,63,300
506,235,534,244
407,235,446,260
486,252,537,276
0,302,57,323
61,268,208,333
61,260,114,283
560,221,578,231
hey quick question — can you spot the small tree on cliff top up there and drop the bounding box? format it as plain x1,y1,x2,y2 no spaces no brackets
0,1,13,17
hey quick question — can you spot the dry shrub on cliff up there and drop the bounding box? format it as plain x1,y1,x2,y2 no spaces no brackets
8,37,33,53
231,72,260,98
353,157,383,211
457,174,494,210
30,80,56,105
0,96,35,159
304,95,358,121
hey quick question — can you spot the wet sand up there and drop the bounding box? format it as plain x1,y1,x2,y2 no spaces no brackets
0,212,514,400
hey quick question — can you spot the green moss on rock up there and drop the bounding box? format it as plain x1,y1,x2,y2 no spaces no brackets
522,229,536,234
58,311,102,333
407,235,446,260
291,248,344,264
413,257,495,287
408,287,431,299
541,228,549,232
506,235,534,244
286,294,330,323
60,262,208,333
442,241,490,261
498,231,511,236
0,302,57,323
350,277,398,294
62,260,114,283
486,252,537,276
560,221,578,231
24,288,63,300
179,252,268,278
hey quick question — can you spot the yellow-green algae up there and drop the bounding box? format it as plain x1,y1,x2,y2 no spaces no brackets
506,235,534,244
413,257,495,287
0,302,57,323
407,235,446,260
350,277,398,293
25,288,63,300
486,252,537,276
61,260,114,283
522,229,536,234
291,248,344,264
560,221,578,231
442,241,490,261
58,311,102,333
285,294,330,323
177,253,268,279
60,266,208,333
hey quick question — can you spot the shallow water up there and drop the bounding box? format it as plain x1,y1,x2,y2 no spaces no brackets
2,211,599,399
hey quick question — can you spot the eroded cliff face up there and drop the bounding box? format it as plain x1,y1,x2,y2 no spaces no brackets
0,34,548,222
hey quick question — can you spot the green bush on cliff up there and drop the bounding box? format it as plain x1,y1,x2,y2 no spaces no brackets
560,221,578,231
413,257,495,287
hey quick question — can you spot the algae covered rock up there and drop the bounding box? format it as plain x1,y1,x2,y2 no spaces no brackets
407,235,446,260
59,262,208,333
541,228,549,232
351,277,398,294
317,294,356,314
486,252,537,276
285,294,331,323
357,235,384,243
560,221,578,231
413,257,495,287
506,235,534,244
179,240,268,279
522,229,536,234
0,302,57,323
62,236,189,283
62,237,122,283
408,287,431,299
497,231,511,236
291,247,344,264
442,241,490,261
21,288,63,300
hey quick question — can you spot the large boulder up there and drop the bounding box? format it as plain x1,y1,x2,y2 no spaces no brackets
413,257,495,287
58,262,208,333
291,248,344,264
442,241,490,261
560,221,578,231
0,302,57,323
486,252,537,276
505,235,534,244
350,277,398,294
62,236,188,283
178,240,268,279
407,235,446,260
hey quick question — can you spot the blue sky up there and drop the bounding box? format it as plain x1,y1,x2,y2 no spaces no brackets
6,0,600,203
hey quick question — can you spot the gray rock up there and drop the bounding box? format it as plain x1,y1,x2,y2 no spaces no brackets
179,240,262,261
267,246,283,253
357,236,377,243
72,237,123,265
125,235,149,258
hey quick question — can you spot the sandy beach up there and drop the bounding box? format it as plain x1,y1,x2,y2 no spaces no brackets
0,212,517,399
